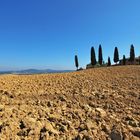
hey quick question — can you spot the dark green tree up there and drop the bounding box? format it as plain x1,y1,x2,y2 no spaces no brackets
113,47,119,64
129,44,135,64
98,44,103,65
123,55,126,65
91,47,96,66
139,56,140,65
75,55,79,70
107,57,111,66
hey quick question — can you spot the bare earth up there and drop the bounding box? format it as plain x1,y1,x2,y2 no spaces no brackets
0,66,140,140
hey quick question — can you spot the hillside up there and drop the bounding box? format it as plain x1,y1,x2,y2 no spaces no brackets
0,69,73,74
0,66,140,139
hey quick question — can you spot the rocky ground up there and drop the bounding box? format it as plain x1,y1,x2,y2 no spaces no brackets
0,66,140,140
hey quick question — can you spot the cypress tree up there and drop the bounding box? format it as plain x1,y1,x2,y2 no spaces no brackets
75,55,79,70
113,47,119,64
91,47,96,66
123,55,126,65
98,44,103,65
107,57,111,66
129,44,135,64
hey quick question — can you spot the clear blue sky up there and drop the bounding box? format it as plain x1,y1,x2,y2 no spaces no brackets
0,0,140,70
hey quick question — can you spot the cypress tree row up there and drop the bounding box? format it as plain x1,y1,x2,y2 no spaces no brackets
107,57,111,66
113,47,119,64
130,44,135,64
98,44,103,65
75,55,79,70
91,47,96,66
123,55,126,65
74,44,138,69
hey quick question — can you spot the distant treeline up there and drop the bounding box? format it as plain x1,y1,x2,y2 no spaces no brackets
75,44,140,70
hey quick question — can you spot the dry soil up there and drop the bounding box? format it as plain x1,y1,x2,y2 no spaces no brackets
0,66,140,140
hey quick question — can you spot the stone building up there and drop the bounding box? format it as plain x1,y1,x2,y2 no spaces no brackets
119,56,140,65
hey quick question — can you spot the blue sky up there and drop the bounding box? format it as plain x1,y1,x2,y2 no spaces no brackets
0,0,140,70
